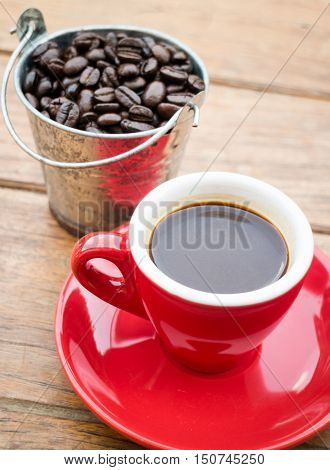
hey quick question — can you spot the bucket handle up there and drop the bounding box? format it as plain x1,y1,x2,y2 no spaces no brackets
1,20,200,169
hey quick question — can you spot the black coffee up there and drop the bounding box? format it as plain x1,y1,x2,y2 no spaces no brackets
150,203,288,294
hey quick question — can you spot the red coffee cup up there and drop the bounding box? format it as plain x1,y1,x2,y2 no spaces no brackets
71,172,314,373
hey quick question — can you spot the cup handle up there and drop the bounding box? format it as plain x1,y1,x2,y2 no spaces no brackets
71,231,148,319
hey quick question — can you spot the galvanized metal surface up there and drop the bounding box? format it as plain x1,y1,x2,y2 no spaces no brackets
2,9,208,235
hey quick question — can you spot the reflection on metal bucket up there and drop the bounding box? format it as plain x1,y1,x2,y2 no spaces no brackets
1,9,208,236
29,102,199,235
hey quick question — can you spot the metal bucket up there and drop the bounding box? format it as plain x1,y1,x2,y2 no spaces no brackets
1,9,208,236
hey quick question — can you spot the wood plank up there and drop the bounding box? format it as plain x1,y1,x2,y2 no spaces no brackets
1,0,329,451
0,55,43,186
1,401,328,450
1,1,330,96
0,400,141,449
180,85,330,232
0,187,329,449
1,54,330,229
295,429,330,450
0,188,80,409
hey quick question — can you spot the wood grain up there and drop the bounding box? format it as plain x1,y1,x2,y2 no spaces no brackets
0,399,141,449
0,187,329,449
0,188,79,409
0,56,42,186
181,85,330,232
1,0,330,96
1,398,328,450
0,0,329,451
1,52,330,230
295,429,330,450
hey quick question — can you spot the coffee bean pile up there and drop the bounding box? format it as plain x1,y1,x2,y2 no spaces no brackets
23,31,206,134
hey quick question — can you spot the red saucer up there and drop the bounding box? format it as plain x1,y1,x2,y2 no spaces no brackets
55,230,330,449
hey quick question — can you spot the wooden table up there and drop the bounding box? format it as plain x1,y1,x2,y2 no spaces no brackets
0,0,329,450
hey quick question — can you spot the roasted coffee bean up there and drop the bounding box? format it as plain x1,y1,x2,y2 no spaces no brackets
97,113,122,127
56,101,80,127
23,70,39,93
142,81,166,108
108,125,124,134
49,97,70,117
32,42,58,62
72,32,91,46
140,57,158,78
106,32,117,48
80,66,100,86
118,63,139,79
80,111,98,126
84,119,99,129
104,45,120,65
41,110,50,118
101,66,119,87
172,51,188,63
36,77,53,98
26,29,205,133
89,32,104,42
120,110,129,120
129,104,154,122
160,66,188,84
47,58,65,77
77,89,94,113
159,41,177,56
86,48,106,62
25,93,39,109
52,80,61,95
173,60,193,73
152,45,170,64
157,102,180,119
117,50,142,63
117,46,141,57
66,82,81,99
152,114,161,128
40,96,52,109
141,44,152,58
84,38,101,51
115,86,141,108
64,56,88,76
123,76,146,91
118,37,144,50
188,74,205,92
166,84,184,93
40,48,61,66
96,60,111,70
121,119,154,132
62,75,80,87
117,32,128,40
94,87,115,103
73,32,103,51
64,46,78,61
143,36,156,49
35,67,45,77
85,124,102,133
94,102,120,114
166,92,194,106
31,42,55,59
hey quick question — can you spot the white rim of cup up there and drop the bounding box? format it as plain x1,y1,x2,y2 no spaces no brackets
129,172,314,307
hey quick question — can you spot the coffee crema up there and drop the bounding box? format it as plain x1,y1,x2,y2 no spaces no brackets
150,202,289,294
